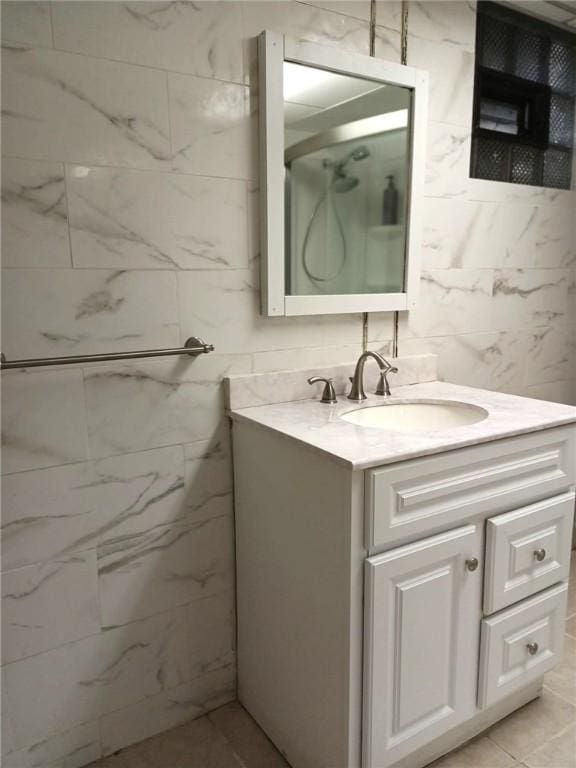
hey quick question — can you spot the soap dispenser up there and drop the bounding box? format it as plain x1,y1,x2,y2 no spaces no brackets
382,175,398,226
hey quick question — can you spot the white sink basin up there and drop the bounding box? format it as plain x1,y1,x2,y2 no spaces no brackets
341,400,488,432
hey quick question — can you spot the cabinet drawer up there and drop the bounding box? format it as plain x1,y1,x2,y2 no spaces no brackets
484,491,575,614
366,427,575,551
478,583,568,708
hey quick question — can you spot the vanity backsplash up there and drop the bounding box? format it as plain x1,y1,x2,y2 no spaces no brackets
225,353,437,410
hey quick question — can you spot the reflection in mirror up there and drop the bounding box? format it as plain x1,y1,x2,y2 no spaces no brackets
283,62,412,296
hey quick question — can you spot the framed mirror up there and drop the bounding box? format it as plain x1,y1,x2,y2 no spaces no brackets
258,31,428,317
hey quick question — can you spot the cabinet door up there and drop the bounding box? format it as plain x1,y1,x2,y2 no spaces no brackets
363,524,483,768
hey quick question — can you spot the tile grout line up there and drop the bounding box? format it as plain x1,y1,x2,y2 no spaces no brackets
542,681,576,709
2,34,247,88
518,718,576,766
2,583,234,667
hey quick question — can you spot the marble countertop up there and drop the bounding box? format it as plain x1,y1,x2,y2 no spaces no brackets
230,381,576,470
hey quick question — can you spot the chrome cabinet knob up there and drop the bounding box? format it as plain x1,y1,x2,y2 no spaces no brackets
526,642,539,656
534,548,546,562
465,557,479,572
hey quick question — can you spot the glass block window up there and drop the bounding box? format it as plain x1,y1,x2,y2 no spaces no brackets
471,2,576,190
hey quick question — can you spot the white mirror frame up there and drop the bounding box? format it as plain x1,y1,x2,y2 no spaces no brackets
258,30,429,317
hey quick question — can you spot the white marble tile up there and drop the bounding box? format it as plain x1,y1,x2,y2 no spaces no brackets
420,198,461,269
524,325,571,387
425,122,471,199
459,202,502,268
169,74,255,180
572,207,576,270
0,748,25,768
299,0,373,22
320,313,365,346
2,552,100,664
399,331,527,393
67,165,249,271
188,590,235,679
1,369,88,474
366,312,395,344
1,446,186,572
374,23,402,62
407,36,474,128
375,1,403,31
242,0,370,84
532,206,576,269
400,269,493,338
177,269,328,354
1,1,52,47
485,331,530,393
6,720,101,768
184,435,233,523
242,0,370,50
4,608,190,749
84,354,251,458
421,198,501,269
100,666,235,756
492,269,570,331
525,379,576,406
252,343,363,373
2,674,16,758
498,204,539,268
52,1,244,83
1,158,71,268
97,515,234,628
1,269,179,359
568,269,576,326
1,44,171,170
407,1,476,51
568,324,576,379
467,177,574,208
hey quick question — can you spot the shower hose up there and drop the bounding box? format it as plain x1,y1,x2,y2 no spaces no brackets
301,188,347,283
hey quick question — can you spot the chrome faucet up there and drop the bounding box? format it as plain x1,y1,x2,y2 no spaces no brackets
348,351,398,401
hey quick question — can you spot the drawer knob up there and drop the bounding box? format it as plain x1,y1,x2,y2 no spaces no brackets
465,557,479,572
526,642,539,656
534,548,546,562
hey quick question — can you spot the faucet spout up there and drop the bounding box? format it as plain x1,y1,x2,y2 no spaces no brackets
347,351,395,402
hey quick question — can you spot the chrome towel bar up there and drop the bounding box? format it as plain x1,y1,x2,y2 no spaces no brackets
0,336,214,371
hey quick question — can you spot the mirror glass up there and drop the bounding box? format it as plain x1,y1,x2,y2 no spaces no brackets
284,61,412,296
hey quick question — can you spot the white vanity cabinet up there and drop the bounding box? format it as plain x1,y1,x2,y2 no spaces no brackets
232,421,576,768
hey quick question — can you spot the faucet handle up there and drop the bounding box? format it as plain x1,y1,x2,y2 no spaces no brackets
375,365,398,397
308,376,337,404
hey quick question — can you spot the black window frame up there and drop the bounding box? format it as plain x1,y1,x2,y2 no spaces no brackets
471,1,576,190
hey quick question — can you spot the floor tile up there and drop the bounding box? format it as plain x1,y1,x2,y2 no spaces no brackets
116,717,243,768
545,634,576,706
87,755,128,768
209,702,289,768
427,735,517,767
83,693,576,768
523,725,576,768
487,689,576,761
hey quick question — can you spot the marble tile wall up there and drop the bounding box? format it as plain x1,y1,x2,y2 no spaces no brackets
1,2,574,767
369,0,576,403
